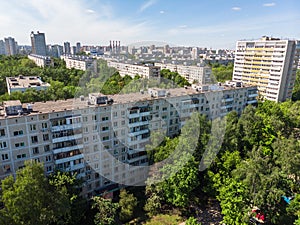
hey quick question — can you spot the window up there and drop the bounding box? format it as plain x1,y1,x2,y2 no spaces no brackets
31,136,38,143
42,123,48,129
43,134,49,141
13,130,23,136
92,115,97,120
32,147,39,154
46,166,52,172
0,141,7,149
3,164,11,173
83,116,88,122
102,136,109,141
44,145,50,152
102,116,109,121
113,122,118,127
113,112,118,117
121,111,125,116
17,154,27,159
1,154,9,161
102,126,109,131
0,129,5,136
46,155,51,162
15,142,25,148
30,124,36,131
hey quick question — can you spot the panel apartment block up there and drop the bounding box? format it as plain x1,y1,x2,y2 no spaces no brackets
0,83,257,197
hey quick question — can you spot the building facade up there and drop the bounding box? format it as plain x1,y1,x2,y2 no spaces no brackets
155,62,212,84
107,61,161,79
0,84,257,197
30,31,47,56
28,54,54,67
61,55,93,71
232,36,300,102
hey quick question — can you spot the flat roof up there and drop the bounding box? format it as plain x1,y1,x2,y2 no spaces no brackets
0,84,257,119
3,100,22,107
6,76,50,89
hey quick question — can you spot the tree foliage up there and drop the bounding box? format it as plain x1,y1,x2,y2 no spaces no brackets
0,161,85,225
92,196,119,225
119,189,138,222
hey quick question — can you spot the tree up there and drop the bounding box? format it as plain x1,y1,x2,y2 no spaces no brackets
92,196,119,225
186,216,201,225
0,161,86,225
119,189,138,222
1,161,63,225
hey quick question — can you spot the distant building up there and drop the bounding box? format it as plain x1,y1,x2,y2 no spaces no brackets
191,47,199,60
71,46,77,55
48,45,64,58
64,42,71,54
76,42,81,53
30,31,47,56
155,63,212,84
107,61,160,79
6,75,50,95
28,54,54,67
61,55,93,71
0,40,5,55
4,37,18,55
233,36,300,102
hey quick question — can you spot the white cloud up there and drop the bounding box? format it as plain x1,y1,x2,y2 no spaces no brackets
232,7,241,11
178,25,188,29
85,9,95,14
263,2,276,7
139,0,156,13
0,0,154,45
160,10,165,14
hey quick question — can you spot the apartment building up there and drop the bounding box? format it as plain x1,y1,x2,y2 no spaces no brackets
61,55,93,71
107,61,161,79
6,76,50,95
28,54,54,67
0,83,257,197
233,36,300,102
155,63,212,84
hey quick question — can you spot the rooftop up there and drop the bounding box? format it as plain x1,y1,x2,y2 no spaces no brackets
0,83,257,119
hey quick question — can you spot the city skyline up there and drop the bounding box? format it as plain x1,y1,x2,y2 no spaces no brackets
0,0,299,49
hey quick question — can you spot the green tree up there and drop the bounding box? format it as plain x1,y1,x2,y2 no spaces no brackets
92,196,119,225
119,189,138,222
1,161,65,225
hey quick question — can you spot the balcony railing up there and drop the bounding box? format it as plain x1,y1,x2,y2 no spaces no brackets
52,134,83,143
51,123,82,132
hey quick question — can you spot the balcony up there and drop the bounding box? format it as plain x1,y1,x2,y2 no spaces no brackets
128,120,149,128
54,153,84,165
220,104,233,110
128,129,149,137
127,154,148,164
52,134,83,143
247,100,258,104
51,123,82,132
53,144,84,154
248,93,258,98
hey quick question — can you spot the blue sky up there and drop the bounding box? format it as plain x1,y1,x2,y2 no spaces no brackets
0,0,299,48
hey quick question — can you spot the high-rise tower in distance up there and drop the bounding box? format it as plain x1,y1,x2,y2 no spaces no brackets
232,36,300,102
30,31,47,56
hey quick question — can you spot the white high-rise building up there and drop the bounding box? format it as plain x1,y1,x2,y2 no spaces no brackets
232,36,300,102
